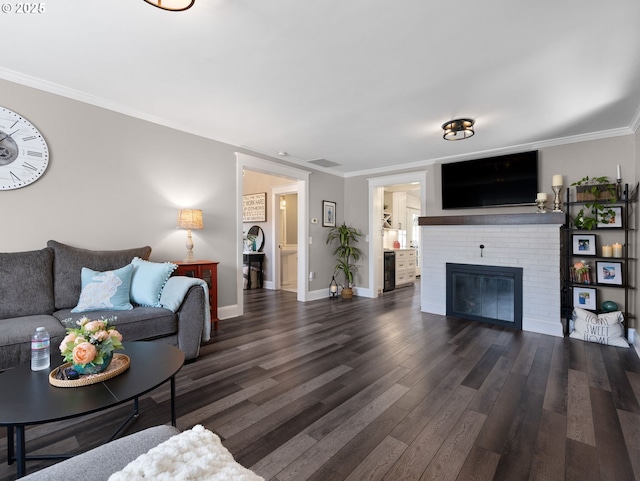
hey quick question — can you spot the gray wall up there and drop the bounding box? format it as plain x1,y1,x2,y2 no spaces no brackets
0,79,344,311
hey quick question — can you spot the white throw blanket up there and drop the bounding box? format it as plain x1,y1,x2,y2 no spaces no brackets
108,425,263,481
160,277,211,342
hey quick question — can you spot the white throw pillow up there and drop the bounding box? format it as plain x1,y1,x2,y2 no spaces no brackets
570,307,628,348
108,425,264,481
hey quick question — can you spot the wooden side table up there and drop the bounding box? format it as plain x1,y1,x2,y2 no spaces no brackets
172,260,219,331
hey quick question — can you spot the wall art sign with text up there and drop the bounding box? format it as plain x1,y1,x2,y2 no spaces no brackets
243,193,267,222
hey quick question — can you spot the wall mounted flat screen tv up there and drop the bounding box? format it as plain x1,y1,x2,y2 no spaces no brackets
441,151,538,209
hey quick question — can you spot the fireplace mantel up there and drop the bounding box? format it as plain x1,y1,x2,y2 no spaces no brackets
419,212,565,226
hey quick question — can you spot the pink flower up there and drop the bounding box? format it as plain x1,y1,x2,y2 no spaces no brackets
59,333,77,353
109,329,123,342
90,330,109,342
84,320,106,333
72,342,97,365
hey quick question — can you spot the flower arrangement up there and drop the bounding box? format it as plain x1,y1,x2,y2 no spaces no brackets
570,261,591,284
60,317,123,370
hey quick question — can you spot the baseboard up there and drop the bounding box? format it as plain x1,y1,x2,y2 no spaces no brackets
353,286,375,298
218,304,240,320
307,289,330,301
522,317,564,338
629,328,639,357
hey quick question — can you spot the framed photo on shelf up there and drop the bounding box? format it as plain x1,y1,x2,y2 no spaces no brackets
573,286,597,311
572,234,597,256
596,261,623,285
322,200,336,227
598,206,623,228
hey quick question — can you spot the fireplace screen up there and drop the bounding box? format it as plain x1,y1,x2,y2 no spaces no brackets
446,263,523,329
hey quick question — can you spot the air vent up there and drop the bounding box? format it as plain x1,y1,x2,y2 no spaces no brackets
308,158,341,168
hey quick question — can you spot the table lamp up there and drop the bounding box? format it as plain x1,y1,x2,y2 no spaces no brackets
177,209,203,262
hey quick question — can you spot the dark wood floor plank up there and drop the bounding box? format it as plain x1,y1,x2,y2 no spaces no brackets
343,435,407,481
616,409,640,481
419,409,487,481
528,409,567,481
4,284,640,481
454,444,500,481
565,439,600,481
389,357,475,445
584,341,612,391
590,387,636,481
543,338,569,415
474,372,528,453
600,346,640,413
382,385,477,481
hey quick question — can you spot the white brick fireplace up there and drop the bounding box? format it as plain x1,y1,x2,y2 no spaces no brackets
420,213,565,337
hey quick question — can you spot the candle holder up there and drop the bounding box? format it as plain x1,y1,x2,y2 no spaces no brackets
536,199,547,213
552,185,563,212
616,179,622,200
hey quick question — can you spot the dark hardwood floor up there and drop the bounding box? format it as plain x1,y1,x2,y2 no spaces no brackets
3,282,640,480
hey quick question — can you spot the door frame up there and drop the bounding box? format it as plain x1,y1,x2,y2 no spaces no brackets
367,171,427,297
236,153,310,316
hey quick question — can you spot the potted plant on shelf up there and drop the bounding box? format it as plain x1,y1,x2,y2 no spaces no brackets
571,176,617,230
326,222,364,298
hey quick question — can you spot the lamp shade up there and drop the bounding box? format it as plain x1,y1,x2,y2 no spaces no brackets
143,0,195,11
177,209,203,230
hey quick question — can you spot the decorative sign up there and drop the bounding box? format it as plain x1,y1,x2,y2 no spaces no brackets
243,193,267,222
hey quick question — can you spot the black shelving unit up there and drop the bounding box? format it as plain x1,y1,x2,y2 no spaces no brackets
561,184,635,338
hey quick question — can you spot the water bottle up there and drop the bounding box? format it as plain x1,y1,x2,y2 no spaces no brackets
31,327,50,371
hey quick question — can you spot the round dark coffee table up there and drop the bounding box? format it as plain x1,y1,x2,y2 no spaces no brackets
0,342,184,478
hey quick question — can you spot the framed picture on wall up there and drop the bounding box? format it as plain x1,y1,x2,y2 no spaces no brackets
572,234,597,256
573,286,597,311
323,200,336,227
596,261,623,285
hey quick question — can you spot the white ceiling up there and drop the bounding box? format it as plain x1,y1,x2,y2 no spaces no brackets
2,0,640,176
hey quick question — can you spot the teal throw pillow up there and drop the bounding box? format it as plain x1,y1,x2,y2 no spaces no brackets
71,264,134,313
130,257,177,307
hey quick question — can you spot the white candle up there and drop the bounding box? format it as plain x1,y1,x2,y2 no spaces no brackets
612,243,623,258
602,245,613,257
536,192,547,202
617,164,621,181
552,174,563,187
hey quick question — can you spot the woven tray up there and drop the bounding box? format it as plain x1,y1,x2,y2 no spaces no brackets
49,354,130,388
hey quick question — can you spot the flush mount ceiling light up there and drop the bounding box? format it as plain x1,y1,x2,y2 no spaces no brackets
442,118,475,141
143,0,195,11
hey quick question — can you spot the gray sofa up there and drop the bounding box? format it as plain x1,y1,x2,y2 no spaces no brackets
0,240,207,371
20,425,180,481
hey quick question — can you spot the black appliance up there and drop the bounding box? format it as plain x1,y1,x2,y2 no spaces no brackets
383,251,395,292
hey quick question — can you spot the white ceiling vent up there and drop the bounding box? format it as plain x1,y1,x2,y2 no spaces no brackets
308,158,341,168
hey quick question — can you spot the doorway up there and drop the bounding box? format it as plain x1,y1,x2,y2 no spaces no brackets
236,153,310,317
273,186,298,293
368,172,427,297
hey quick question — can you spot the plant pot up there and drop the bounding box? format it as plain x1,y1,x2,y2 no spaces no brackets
576,184,616,202
341,288,353,299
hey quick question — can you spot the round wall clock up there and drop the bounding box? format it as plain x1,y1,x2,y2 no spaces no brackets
0,106,49,190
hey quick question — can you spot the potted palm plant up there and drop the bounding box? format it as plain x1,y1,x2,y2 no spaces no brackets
326,222,364,298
